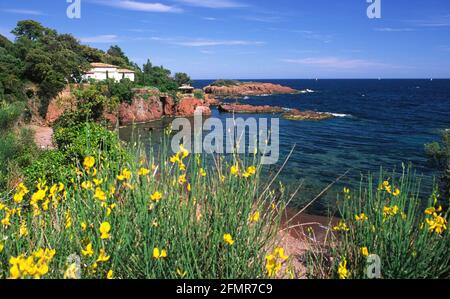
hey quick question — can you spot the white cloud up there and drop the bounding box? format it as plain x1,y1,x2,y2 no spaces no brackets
176,0,245,8
80,35,120,43
203,17,219,21
173,39,264,47
293,30,333,43
281,57,392,69
375,27,414,32
2,8,44,15
93,0,182,13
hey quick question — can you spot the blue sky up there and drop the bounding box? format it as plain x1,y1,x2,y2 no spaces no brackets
1,0,450,79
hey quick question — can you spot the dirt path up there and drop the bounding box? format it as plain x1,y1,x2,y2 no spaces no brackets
277,210,337,278
28,125,54,149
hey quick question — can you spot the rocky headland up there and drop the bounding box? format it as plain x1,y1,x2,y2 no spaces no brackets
203,81,297,97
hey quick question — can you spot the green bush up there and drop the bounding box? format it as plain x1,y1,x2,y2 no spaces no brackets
306,169,450,279
0,101,25,130
194,90,205,100
23,150,71,186
53,122,124,162
210,80,241,87
0,128,38,189
425,131,450,200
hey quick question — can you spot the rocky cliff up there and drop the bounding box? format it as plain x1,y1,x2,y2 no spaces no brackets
46,88,214,126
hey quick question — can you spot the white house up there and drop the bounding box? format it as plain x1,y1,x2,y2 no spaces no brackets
83,62,135,82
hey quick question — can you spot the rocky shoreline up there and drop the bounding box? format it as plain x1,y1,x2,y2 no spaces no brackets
204,82,298,97
46,84,334,126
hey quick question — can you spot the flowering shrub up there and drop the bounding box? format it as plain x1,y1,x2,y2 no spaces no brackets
306,169,450,279
0,129,286,279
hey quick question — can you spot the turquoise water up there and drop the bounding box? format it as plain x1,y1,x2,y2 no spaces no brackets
120,79,450,214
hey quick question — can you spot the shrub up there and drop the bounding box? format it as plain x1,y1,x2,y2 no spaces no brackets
0,131,285,279
53,122,124,163
210,80,241,87
425,131,450,201
0,101,25,130
194,90,205,100
306,168,450,279
23,150,71,187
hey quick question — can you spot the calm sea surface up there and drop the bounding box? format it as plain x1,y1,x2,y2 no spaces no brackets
120,79,450,214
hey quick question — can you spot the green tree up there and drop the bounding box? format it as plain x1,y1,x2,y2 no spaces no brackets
138,60,178,92
174,72,192,87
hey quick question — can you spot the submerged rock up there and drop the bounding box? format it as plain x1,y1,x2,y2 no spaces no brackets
283,109,335,121
218,103,285,114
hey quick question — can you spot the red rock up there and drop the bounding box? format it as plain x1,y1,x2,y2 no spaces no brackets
218,103,285,114
45,87,76,124
175,97,211,117
204,82,297,97
119,96,164,125
204,94,220,106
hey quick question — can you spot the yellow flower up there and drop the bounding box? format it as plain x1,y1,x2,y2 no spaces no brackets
392,188,401,197
153,248,168,259
243,166,257,178
19,219,28,237
426,213,448,235
178,174,187,185
199,168,207,177
425,206,442,215
230,164,239,176
187,183,191,192
249,211,260,223
383,205,400,218
107,270,114,279
360,247,369,257
150,191,163,202
265,254,281,278
93,178,103,186
355,213,368,222
83,156,95,170
117,168,132,181
223,233,235,246
99,222,111,240
94,187,107,202
177,269,187,278
138,168,150,176
81,181,93,190
0,242,4,253
13,183,29,203
338,257,349,279
82,243,94,257
179,144,189,159
64,263,79,279
343,187,350,194
333,221,350,232
170,154,180,164
273,247,289,261
65,210,72,229
81,222,87,231
96,249,110,263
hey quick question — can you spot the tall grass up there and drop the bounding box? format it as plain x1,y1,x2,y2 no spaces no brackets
306,168,450,279
0,127,286,279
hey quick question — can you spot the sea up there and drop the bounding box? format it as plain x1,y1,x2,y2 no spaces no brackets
120,79,450,214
